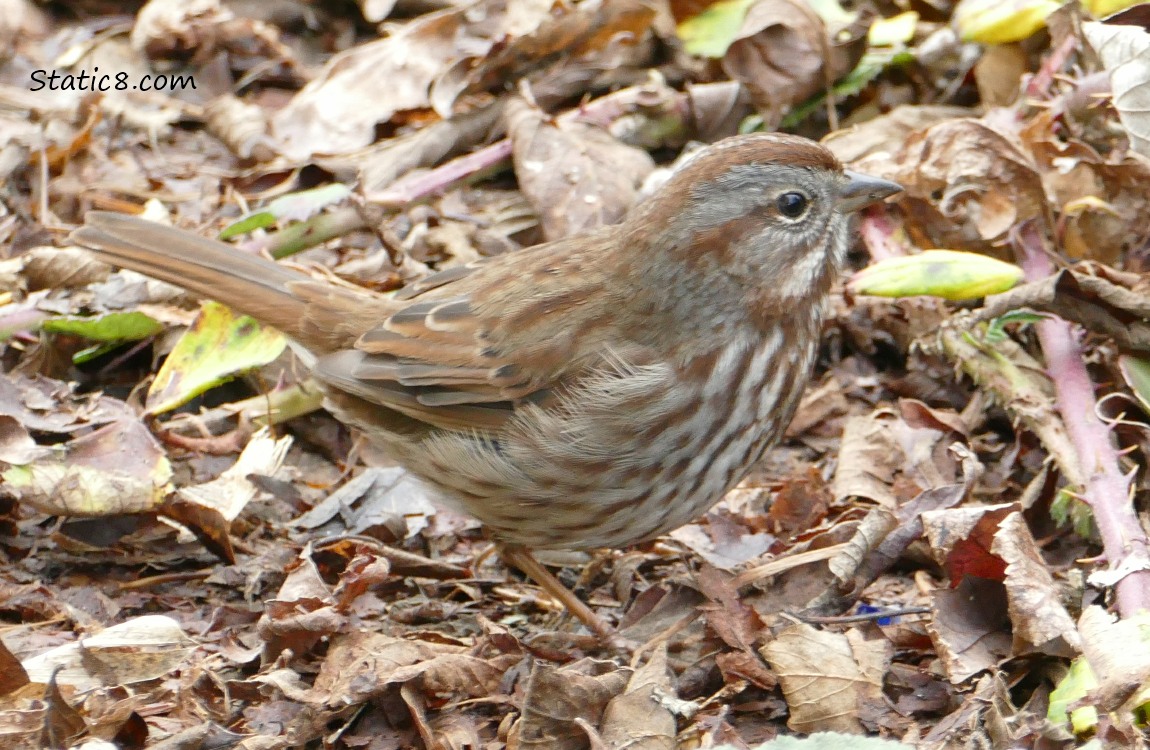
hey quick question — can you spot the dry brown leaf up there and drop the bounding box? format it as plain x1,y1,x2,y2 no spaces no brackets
3,416,172,517
722,0,865,126
513,658,630,749
21,615,196,691
761,623,891,734
506,96,655,241
1022,115,1150,265
270,6,478,159
599,645,676,750
303,631,459,706
130,0,234,60
927,576,1012,683
978,269,1150,355
973,44,1026,108
1084,21,1150,159
697,566,763,652
453,0,657,102
992,512,1080,658
831,411,900,506
258,544,344,658
825,105,975,164
887,118,1047,249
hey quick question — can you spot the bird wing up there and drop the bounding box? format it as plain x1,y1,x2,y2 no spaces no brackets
311,227,635,433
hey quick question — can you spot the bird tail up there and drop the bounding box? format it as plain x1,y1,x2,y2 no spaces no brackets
70,211,377,352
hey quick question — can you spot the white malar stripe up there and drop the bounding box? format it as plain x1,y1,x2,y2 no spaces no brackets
779,245,829,301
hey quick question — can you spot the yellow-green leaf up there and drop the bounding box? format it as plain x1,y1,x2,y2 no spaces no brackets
848,250,1024,301
868,11,918,46
1082,0,1143,16
676,0,756,57
954,0,1060,44
146,301,287,415
1048,657,1100,735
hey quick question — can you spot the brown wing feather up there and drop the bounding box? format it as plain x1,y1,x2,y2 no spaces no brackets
310,229,619,432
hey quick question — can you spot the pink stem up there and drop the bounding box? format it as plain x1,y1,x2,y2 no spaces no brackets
858,208,905,261
1015,222,1150,617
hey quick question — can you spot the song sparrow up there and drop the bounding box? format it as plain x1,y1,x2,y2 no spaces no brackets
72,133,900,638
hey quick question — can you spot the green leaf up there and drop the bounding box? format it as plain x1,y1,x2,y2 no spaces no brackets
1050,487,1095,539
218,184,352,239
219,211,277,239
985,310,1046,343
43,311,164,342
1120,355,1150,415
146,301,287,415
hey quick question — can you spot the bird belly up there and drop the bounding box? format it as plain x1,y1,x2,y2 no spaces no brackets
399,328,820,550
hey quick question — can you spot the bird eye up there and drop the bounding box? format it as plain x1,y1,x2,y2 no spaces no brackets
776,192,809,219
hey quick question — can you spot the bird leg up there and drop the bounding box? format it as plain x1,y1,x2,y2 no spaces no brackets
498,543,620,644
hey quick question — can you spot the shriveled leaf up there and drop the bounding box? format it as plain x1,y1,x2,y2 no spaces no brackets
515,659,630,749
301,631,510,707
720,0,862,126
927,576,1012,683
21,616,196,690
146,301,287,415
599,646,676,750
0,375,128,434
992,512,1080,657
0,415,51,464
23,245,110,291
887,118,1047,246
713,736,915,749
848,250,1024,300
453,0,656,103
1084,21,1150,158
175,427,292,522
823,104,975,163
2,417,172,516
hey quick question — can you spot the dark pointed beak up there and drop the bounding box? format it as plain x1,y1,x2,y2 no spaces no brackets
837,170,902,213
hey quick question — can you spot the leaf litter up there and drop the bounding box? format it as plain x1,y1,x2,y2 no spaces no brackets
2,0,1150,748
